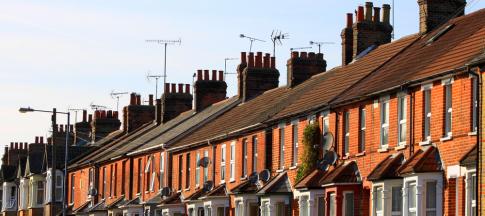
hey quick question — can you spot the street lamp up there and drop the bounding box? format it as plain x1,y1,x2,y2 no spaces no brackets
19,107,70,216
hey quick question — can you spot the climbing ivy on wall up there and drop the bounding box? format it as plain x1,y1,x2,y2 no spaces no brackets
295,121,320,183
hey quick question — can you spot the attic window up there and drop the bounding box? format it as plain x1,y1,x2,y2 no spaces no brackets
425,24,455,46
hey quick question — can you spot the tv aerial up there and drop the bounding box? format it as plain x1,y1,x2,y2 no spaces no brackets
224,57,238,78
290,47,312,52
89,102,109,111
240,34,265,53
146,71,163,98
68,108,86,123
146,38,181,96
309,41,335,53
110,90,129,112
271,30,289,57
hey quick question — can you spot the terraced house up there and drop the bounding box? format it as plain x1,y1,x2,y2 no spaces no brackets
1,0,484,216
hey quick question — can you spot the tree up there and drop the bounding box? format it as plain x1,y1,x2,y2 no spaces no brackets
295,122,320,183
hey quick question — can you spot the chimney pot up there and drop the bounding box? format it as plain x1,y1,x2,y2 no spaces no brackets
300,52,308,59
270,57,276,69
155,99,162,125
107,110,113,118
263,53,270,68
211,70,217,81
382,4,391,24
255,52,263,68
346,13,354,28
248,52,255,67
82,110,87,122
35,136,39,143
308,52,316,59
240,52,247,64
40,137,44,144
88,114,93,122
365,2,373,21
357,6,365,22
317,53,324,60
70,124,74,132
185,84,190,94
136,95,141,105
101,110,107,118
113,111,118,119
130,93,136,105
218,71,224,81
204,70,210,81
60,124,64,133
373,7,381,22
64,124,69,132
149,94,154,106
165,83,170,93
10,142,13,149
178,84,183,93
197,70,203,81
15,142,18,149
291,52,299,59
171,83,177,93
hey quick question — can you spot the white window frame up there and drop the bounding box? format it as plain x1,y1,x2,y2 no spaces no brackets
422,84,433,142
359,107,366,152
380,96,390,149
397,93,407,146
425,181,437,216
443,79,453,138
343,191,354,216
292,120,299,167
322,111,330,153
102,167,107,199
279,123,285,170
329,193,336,216
203,150,209,183
186,153,191,189
70,174,75,204
373,185,384,216
230,142,235,181
403,173,443,216
242,139,248,178
390,186,402,216
220,145,226,183
407,181,417,216
196,152,201,187
465,170,477,216
160,152,165,189
343,111,350,155
471,76,478,132
252,136,258,173
55,171,63,202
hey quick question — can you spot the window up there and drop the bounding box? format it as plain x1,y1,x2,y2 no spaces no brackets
467,172,477,216
292,122,299,166
359,107,366,152
343,111,350,155
391,186,402,215
137,159,142,194
424,88,432,141
322,112,330,151
55,173,63,202
374,186,383,216
408,182,417,216
380,97,390,148
426,181,437,216
252,136,258,173
203,150,209,183
70,175,75,204
343,192,354,216
110,165,115,196
317,197,325,216
398,94,407,145
160,153,165,188
220,146,225,182
114,164,118,195
472,77,478,132
196,152,201,186
186,154,191,189
444,81,452,137
145,156,153,192
329,193,336,216
102,167,107,199
279,125,285,169
178,155,183,190
121,161,126,195
37,181,44,205
230,143,235,181
242,139,248,177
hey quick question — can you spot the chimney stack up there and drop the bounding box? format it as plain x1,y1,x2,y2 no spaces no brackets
287,52,326,87
238,52,279,102
418,0,465,34
160,83,193,123
91,109,121,142
122,93,155,133
194,68,227,112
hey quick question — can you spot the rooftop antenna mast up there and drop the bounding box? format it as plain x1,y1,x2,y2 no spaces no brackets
89,103,109,111
309,41,335,53
146,38,182,97
224,57,238,79
146,71,163,98
290,47,312,52
240,34,265,53
271,30,289,57
68,108,86,124
110,90,129,112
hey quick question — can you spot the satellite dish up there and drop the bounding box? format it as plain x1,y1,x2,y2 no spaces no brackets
161,187,172,197
318,161,329,171
323,132,334,151
258,169,270,182
203,181,214,192
323,151,337,165
199,157,211,168
249,172,259,185
88,187,98,196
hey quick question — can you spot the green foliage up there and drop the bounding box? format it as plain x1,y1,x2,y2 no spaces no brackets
295,121,320,183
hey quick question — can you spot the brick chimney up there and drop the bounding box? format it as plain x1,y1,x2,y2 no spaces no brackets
194,69,227,112
418,0,465,34
4,141,28,166
122,93,156,133
91,110,121,142
341,2,393,65
237,52,279,102
28,136,46,158
74,110,91,145
160,83,193,124
287,52,326,87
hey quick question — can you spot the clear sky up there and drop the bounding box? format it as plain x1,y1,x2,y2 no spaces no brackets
1,0,484,157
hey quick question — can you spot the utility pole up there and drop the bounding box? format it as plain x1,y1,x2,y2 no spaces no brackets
51,108,56,216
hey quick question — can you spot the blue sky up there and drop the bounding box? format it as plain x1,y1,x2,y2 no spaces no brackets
0,0,483,156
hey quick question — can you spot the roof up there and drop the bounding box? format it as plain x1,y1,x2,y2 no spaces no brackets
398,146,443,175
201,183,227,199
230,180,259,194
45,145,91,170
106,196,127,209
159,192,182,206
120,197,142,208
320,161,361,186
257,172,292,195
145,193,163,205
367,153,404,181
89,200,106,212
269,34,419,121
73,201,91,214
460,145,477,167
294,168,327,190
334,9,485,105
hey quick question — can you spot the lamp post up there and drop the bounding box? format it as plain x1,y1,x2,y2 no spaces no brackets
19,107,70,216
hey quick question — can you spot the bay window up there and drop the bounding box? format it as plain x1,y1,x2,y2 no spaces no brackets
37,181,44,205
178,155,182,191
70,175,75,204
380,96,389,148
137,159,142,194
374,186,383,216
103,167,107,198
407,182,417,216
343,191,354,216
391,186,402,215
329,193,336,216
466,172,476,216
55,172,63,202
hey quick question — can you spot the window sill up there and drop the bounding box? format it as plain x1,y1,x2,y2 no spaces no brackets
355,152,366,157
468,131,477,136
289,166,298,170
395,144,407,151
440,136,452,142
184,188,190,192
240,176,248,180
195,184,199,189
419,140,432,146
229,179,235,183
377,147,389,153
342,155,350,159
219,181,225,185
